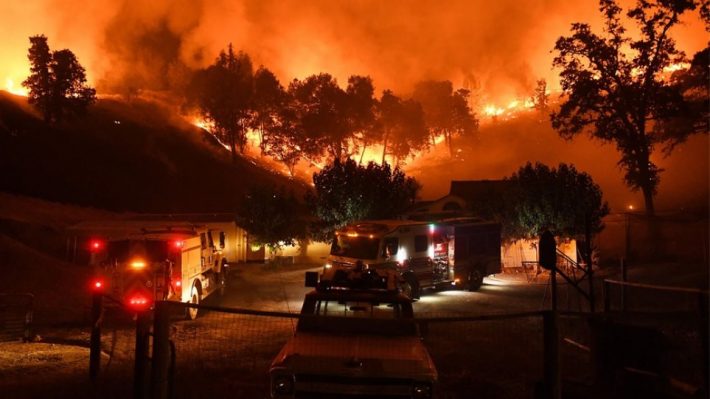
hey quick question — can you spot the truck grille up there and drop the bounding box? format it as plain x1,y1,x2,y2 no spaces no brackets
294,374,414,399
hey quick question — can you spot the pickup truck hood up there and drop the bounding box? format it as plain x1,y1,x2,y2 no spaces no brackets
271,332,437,381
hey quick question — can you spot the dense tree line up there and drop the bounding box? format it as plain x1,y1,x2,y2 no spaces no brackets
184,44,479,170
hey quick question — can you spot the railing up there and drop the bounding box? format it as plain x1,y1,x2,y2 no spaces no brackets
0,293,33,342
602,279,709,395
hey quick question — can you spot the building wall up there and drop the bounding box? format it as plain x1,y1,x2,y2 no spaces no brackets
271,241,331,263
501,239,577,270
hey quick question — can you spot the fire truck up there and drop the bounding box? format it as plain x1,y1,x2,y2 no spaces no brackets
321,218,501,298
90,225,230,319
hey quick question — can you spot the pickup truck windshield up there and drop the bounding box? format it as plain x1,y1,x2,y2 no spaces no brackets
330,235,380,259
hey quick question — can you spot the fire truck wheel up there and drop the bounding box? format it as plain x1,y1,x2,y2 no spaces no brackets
401,274,420,300
186,288,200,320
467,269,483,291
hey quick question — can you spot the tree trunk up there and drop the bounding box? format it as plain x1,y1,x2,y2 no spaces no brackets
359,143,367,165
230,131,237,163
381,131,389,164
447,131,453,157
636,142,656,217
641,184,655,216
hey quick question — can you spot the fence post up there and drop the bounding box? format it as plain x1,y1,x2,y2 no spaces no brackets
585,213,595,313
603,280,610,313
151,301,171,399
23,294,33,342
550,269,558,312
89,292,102,381
620,258,627,312
543,311,560,399
699,292,709,395
134,310,151,399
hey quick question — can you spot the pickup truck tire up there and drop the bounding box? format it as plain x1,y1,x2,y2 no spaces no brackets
401,274,420,300
467,269,483,291
186,287,200,320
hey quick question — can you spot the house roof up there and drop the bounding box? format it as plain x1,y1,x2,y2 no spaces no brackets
449,180,512,203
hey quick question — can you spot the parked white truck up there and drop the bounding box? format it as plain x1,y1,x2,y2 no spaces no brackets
322,218,501,298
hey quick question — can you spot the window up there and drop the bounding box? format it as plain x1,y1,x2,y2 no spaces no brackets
207,231,215,248
414,235,428,253
219,232,226,249
330,235,380,259
382,237,399,258
200,233,206,250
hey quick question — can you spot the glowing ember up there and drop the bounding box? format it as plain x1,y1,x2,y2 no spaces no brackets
5,78,28,97
192,117,212,131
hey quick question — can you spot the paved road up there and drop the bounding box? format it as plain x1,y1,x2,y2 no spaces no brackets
214,263,592,316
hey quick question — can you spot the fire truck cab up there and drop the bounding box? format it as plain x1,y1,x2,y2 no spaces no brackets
322,218,501,298
91,225,229,319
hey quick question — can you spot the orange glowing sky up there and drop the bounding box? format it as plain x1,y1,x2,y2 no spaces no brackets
1,1,706,107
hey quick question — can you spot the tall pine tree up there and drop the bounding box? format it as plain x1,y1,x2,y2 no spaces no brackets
22,35,96,123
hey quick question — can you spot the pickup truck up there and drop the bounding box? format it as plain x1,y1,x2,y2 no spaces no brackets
269,275,437,398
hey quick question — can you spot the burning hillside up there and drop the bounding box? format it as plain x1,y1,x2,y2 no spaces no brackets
0,91,307,212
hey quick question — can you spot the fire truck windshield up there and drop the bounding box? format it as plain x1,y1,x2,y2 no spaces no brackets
330,235,380,259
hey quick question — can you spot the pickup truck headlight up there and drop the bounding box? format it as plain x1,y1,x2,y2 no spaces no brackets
412,382,432,399
271,374,294,396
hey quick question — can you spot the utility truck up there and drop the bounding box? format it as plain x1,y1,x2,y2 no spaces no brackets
322,218,501,298
90,225,231,319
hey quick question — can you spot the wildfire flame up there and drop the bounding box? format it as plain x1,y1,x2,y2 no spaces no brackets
663,62,689,73
5,78,28,97
484,105,504,117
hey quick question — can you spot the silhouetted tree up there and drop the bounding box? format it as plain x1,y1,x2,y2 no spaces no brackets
289,74,350,161
531,79,549,119
263,100,319,176
50,50,96,122
23,35,52,122
551,0,703,216
505,162,609,241
413,80,477,156
236,186,305,249
378,90,429,165
187,44,253,161
307,158,420,236
345,76,379,163
251,66,286,154
22,35,95,123
659,47,710,147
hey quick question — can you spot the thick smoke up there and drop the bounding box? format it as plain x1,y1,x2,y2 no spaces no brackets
3,0,705,101
1,1,706,212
